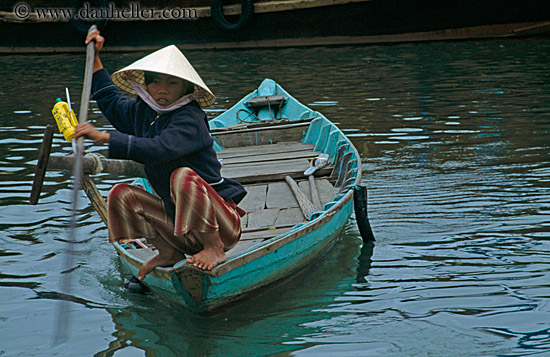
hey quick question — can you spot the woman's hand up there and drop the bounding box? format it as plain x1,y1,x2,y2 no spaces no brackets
85,30,105,72
74,122,110,144
85,29,104,53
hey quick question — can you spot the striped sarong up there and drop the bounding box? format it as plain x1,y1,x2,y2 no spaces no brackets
107,167,245,255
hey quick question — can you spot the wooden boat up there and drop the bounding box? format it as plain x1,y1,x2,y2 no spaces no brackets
1,0,549,53
44,78,374,313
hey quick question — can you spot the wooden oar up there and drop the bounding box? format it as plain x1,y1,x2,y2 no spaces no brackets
54,25,96,344
285,175,318,220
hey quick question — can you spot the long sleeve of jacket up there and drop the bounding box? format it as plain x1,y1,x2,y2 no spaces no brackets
91,68,213,166
109,106,214,167
91,69,137,135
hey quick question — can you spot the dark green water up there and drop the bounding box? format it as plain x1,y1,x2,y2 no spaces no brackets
1,38,549,356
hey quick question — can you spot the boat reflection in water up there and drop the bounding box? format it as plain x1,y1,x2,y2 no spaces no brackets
98,231,372,356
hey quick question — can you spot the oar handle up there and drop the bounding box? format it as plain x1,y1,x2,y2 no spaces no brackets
75,25,97,153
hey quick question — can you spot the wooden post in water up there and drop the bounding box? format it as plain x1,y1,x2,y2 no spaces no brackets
29,125,54,205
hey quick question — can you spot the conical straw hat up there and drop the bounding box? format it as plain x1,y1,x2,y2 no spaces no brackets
112,45,215,108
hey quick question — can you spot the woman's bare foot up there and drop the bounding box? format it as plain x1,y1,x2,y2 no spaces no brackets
186,245,226,270
138,240,185,280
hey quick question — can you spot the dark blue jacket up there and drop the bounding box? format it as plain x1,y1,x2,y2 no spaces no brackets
91,69,246,219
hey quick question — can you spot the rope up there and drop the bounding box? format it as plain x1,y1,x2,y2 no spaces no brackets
236,108,260,123
84,153,103,175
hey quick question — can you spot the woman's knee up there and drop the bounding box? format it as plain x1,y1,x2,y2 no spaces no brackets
170,167,198,183
108,183,134,204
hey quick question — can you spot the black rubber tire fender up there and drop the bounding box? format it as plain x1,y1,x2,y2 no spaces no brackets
211,0,254,31
69,0,109,34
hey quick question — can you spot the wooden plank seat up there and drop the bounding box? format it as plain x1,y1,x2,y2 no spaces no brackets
212,121,311,148
219,142,332,184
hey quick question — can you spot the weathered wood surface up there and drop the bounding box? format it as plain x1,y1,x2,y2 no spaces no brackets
309,175,322,211
221,149,320,166
217,141,314,158
239,179,337,227
221,157,331,183
213,122,310,148
130,247,156,262
285,176,318,219
240,226,294,241
226,239,264,259
238,184,267,212
298,179,338,207
48,154,146,177
266,181,299,209
219,142,333,183
211,118,314,133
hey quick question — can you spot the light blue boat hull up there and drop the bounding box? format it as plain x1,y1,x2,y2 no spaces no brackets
114,79,363,312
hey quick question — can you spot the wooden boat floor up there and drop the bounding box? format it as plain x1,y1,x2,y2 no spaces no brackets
225,141,338,259
126,141,339,266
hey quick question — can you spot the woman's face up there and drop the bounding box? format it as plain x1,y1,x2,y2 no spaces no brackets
146,74,186,107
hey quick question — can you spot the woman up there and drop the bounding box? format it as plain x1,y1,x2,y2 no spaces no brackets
75,31,246,280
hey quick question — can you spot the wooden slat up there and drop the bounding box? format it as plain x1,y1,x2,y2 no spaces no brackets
221,149,320,166
274,207,305,225
239,184,267,212
213,122,310,136
308,176,322,211
211,118,314,134
266,181,299,209
213,122,308,148
221,158,331,184
130,248,156,262
226,239,264,258
298,178,338,206
246,208,279,227
241,214,248,228
217,142,314,158
226,157,309,170
241,223,297,233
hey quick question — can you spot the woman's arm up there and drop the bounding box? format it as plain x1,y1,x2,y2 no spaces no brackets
85,29,105,73
109,106,212,165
